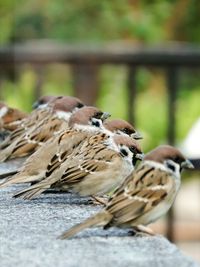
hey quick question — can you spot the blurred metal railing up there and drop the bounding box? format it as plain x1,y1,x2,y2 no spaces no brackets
0,41,200,241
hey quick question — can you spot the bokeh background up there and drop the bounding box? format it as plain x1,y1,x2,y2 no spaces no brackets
0,0,200,263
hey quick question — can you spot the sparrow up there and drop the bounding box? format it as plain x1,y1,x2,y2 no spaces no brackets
58,145,193,239
0,96,84,162
0,106,110,186
0,102,27,135
13,134,143,200
0,95,59,148
0,114,141,186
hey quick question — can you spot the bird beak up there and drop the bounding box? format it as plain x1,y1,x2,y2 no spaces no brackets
131,132,143,140
101,112,111,122
181,159,194,169
135,153,144,161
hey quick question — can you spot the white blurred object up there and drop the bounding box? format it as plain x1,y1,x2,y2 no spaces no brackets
181,118,200,159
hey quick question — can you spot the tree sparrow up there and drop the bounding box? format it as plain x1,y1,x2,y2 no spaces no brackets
0,106,110,187
0,96,84,161
13,134,143,200
58,145,193,239
0,102,27,132
0,95,59,147
0,114,141,187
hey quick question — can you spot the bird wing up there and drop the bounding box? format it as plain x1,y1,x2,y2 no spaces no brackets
106,164,172,226
0,108,51,149
12,132,117,199
48,133,118,186
44,130,90,178
0,114,67,160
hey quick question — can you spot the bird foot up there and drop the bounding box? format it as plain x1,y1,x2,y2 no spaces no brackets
132,225,155,236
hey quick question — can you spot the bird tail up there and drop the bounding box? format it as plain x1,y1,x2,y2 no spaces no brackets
0,141,16,162
0,172,42,189
58,210,112,239
0,170,18,180
13,180,51,199
0,175,19,189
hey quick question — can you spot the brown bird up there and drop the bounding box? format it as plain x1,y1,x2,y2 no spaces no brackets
0,102,27,133
0,106,110,186
0,96,84,162
0,115,140,187
0,95,59,148
13,134,143,200
58,145,193,239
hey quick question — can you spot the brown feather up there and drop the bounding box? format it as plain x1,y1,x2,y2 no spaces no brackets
105,164,172,227
58,211,112,239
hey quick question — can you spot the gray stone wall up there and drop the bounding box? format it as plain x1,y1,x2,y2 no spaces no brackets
0,184,199,267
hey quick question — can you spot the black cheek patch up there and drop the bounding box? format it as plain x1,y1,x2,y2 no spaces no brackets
92,120,100,127
166,162,176,172
120,149,128,157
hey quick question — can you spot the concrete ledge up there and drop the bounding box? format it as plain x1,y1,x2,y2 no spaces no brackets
0,185,199,267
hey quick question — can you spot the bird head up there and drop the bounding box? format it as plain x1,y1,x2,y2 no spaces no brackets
103,119,142,140
68,106,110,130
144,145,194,175
113,135,144,167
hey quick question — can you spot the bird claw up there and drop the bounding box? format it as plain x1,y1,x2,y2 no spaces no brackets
132,225,155,236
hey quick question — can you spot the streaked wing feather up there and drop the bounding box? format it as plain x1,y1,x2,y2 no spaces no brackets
58,159,111,185
106,164,169,226
45,130,88,177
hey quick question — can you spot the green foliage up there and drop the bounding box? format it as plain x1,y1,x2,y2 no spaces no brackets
179,0,200,43
1,0,200,44
0,0,200,154
2,65,200,154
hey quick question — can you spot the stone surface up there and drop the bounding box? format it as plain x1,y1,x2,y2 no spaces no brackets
0,184,199,267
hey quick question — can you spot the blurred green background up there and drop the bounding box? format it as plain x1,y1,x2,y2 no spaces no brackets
0,0,200,151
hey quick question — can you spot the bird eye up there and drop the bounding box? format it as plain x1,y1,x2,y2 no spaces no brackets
77,102,84,108
122,128,134,135
129,146,137,154
94,112,103,119
123,128,129,134
172,156,183,165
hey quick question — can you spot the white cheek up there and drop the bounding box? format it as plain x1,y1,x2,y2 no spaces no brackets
37,103,48,109
56,111,71,121
120,146,134,166
0,106,8,118
91,118,104,129
164,160,181,179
